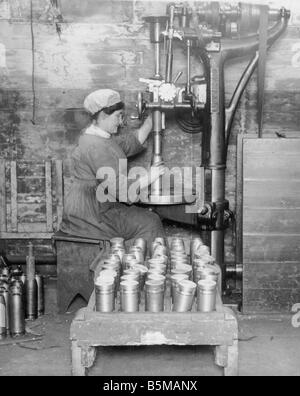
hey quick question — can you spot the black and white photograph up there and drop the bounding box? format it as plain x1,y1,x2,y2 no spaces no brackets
0,0,300,378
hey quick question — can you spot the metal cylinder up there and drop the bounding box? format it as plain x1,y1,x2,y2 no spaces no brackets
95,280,115,313
1,267,10,278
35,274,45,317
145,280,165,312
152,245,168,258
173,280,196,313
11,266,24,282
0,286,9,333
171,273,189,302
129,264,148,289
133,238,147,259
0,291,6,339
110,237,125,249
147,273,166,288
197,280,217,313
123,254,138,270
129,246,144,264
149,266,167,278
173,264,193,279
151,110,163,196
111,248,126,265
8,281,25,337
25,277,38,321
120,281,140,313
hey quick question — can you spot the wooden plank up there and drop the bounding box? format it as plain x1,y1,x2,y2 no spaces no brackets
243,288,300,314
243,234,300,263
55,160,64,229
71,314,235,347
243,262,300,290
17,223,48,233
0,232,53,240
0,159,7,232
10,161,18,232
236,135,243,266
244,209,300,234
45,161,53,232
244,153,300,180
244,180,300,209
243,138,300,154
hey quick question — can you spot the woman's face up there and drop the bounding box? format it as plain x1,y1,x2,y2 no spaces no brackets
98,110,124,134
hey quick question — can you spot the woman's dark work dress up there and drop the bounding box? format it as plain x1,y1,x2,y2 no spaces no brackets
60,131,165,247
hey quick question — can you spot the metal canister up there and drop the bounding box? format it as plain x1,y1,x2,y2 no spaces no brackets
171,267,193,278
199,264,221,292
147,269,165,279
11,266,24,282
194,245,210,258
0,266,10,278
123,254,138,270
120,280,139,313
173,280,196,313
171,238,185,253
110,237,125,249
145,280,165,312
35,274,45,317
170,273,189,302
148,263,167,275
25,276,38,321
102,261,121,285
129,264,148,289
133,238,147,259
190,237,204,260
148,256,168,266
112,248,126,265
95,279,115,313
0,291,6,339
147,273,166,287
152,245,168,258
9,280,25,337
197,280,217,313
129,246,144,264
0,285,9,333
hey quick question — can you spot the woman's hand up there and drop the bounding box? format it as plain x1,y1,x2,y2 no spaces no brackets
138,164,166,191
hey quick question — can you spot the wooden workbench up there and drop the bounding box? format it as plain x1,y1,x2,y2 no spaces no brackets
70,273,239,376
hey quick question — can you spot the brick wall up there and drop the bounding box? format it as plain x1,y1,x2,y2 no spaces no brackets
1,0,300,265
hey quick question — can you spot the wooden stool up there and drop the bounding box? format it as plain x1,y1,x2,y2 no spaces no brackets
52,231,109,313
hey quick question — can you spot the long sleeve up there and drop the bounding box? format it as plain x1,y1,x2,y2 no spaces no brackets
114,132,146,158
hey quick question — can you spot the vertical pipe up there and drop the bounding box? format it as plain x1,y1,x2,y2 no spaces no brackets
151,110,163,196
165,5,175,83
208,54,227,291
187,40,191,93
154,22,161,79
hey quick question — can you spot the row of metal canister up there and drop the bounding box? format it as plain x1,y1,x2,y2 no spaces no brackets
94,236,220,313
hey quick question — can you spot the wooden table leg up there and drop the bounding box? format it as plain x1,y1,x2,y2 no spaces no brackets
224,340,238,377
71,340,86,376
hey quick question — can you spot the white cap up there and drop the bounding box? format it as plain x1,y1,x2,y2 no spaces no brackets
83,89,121,115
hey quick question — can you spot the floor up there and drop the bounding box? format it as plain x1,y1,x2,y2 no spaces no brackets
0,279,300,377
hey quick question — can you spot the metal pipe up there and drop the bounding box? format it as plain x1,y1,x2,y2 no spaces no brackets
186,40,191,94
151,110,163,195
165,5,175,83
222,16,289,60
225,52,259,140
154,21,161,79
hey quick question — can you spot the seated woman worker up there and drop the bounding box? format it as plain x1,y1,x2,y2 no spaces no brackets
60,89,166,249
